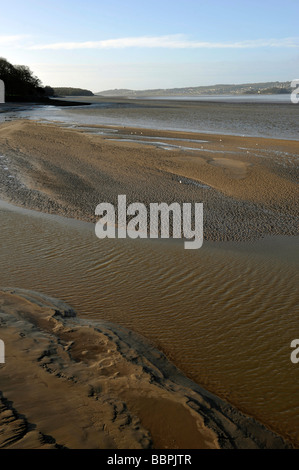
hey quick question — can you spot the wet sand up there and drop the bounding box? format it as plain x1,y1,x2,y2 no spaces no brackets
0,119,298,241
0,288,290,449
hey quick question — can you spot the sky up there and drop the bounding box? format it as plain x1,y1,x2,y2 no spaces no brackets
0,0,298,92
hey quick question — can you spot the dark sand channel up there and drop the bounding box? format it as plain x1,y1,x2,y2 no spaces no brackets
0,201,298,447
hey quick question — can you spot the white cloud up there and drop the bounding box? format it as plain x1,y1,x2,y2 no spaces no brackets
29,35,299,50
0,35,30,47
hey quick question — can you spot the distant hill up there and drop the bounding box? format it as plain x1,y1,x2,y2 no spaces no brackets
96,81,291,98
53,87,94,97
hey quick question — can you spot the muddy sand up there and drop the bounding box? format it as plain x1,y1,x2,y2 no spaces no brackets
0,119,298,241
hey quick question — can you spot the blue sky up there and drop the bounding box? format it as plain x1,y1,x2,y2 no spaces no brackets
0,0,298,91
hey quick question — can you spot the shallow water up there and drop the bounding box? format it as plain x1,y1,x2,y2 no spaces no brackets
0,200,298,446
143,94,293,103
0,96,298,140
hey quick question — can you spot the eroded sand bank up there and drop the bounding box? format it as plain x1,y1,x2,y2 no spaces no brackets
0,288,291,449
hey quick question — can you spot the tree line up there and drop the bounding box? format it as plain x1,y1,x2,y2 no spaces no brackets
0,57,51,101
52,87,94,97
0,58,94,101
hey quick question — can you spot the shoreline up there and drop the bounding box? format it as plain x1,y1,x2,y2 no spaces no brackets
1,98,91,107
0,195,298,261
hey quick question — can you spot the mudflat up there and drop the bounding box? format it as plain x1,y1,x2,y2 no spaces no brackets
0,119,298,241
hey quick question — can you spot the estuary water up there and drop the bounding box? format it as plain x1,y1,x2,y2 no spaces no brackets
0,94,298,140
